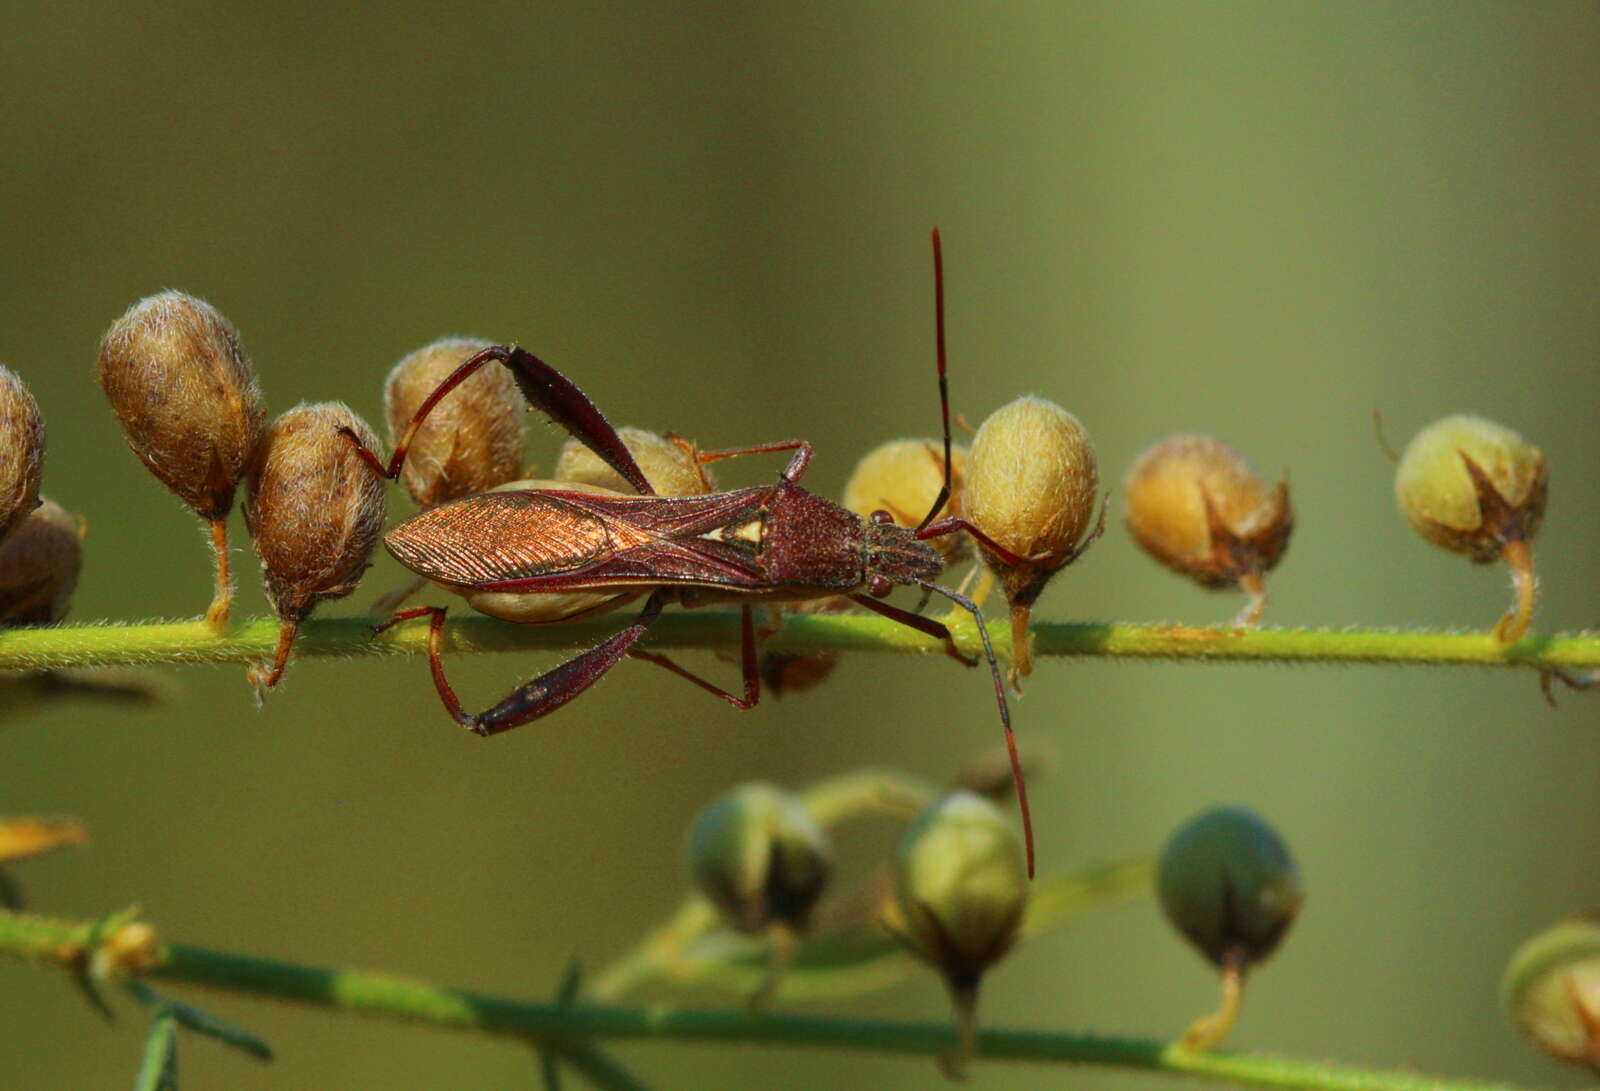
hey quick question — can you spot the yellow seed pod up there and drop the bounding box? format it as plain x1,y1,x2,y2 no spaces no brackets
384,337,525,509
1503,911,1600,1073
841,438,969,566
1123,434,1292,626
97,291,266,629
965,396,1099,680
0,499,85,626
1394,414,1547,642
555,427,714,497
0,365,45,547
244,403,387,691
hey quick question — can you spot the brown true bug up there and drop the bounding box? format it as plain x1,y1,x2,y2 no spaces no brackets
344,230,1038,873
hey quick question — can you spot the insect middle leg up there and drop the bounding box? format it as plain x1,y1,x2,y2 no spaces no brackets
695,440,814,484
380,592,671,736
847,593,978,667
627,604,761,709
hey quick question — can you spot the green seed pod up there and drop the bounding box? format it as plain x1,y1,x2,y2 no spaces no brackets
1159,806,1302,971
1503,911,1600,1072
1123,434,1292,627
1393,414,1547,642
965,396,1099,681
841,438,970,566
887,791,1028,1073
0,499,84,626
0,365,45,547
555,426,714,497
97,291,266,629
685,782,831,935
244,403,387,691
384,337,525,509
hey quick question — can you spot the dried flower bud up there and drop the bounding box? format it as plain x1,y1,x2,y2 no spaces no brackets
1394,414,1547,642
1123,434,1292,626
97,292,266,629
887,791,1028,1072
0,365,45,546
384,337,525,509
0,817,88,865
555,427,714,497
965,396,1100,681
92,920,162,978
244,403,386,690
754,596,852,698
842,438,969,566
1503,912,1600,1072
0,499,84,626
1158,806,1302,1050
686,782,832,935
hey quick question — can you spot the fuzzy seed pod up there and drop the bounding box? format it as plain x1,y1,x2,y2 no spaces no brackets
1158,806,1302,1049
1123,434,1292,626
0,499,84,626
887,791,1028,1073
1503,912,1600,1072
0,366,45,546
686,782,832,935
97,291,266,629
244,403,387,690
842,438,969,566
1394,414,1547,642
384,337,525,509
965,396,1099,681
555,427,714,497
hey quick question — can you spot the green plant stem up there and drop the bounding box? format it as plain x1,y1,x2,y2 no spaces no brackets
0,909,1532,1091
0,615,1595,673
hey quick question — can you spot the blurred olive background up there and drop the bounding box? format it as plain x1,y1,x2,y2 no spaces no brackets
4,2,1599,1088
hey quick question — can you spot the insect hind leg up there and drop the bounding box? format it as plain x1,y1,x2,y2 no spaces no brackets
628,605,761,709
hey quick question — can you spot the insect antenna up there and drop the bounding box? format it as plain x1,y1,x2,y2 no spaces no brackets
918,578,1035,878
914,227,956,536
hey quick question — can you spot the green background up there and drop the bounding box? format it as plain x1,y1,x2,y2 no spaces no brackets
4,2,1599,1087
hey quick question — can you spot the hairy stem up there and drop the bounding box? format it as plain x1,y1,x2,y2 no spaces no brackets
0,614,1595,673
0,908,1531,1091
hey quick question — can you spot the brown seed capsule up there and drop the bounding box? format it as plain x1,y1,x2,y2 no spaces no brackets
244,403,386,691
842,438,970,566
384,337,526,509
755,596,852,698
1123,434,1292,627
0,365,45,547
97,291,266,629
555,426,715,497
965,396,1100,682
1394,414,1547,642
0,499,84,626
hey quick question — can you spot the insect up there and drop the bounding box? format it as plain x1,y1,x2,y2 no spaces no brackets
344,230,1037,872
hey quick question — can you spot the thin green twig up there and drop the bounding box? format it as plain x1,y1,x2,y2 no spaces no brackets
0,908,1539,1091
0,614,1595,673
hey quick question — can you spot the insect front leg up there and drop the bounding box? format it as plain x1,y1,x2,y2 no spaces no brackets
848,592,977,667
628,604,761,709
696,440,814,484
342,344,655,495
381,593,670,735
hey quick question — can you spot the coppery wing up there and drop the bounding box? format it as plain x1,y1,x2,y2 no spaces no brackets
386,491,619,585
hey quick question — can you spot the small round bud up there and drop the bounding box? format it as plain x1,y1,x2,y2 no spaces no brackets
0,365,45,546
1158,806,1302,971
888,791,1028,1072
1123,434,1292,626
842,438,969,566
384,337,525,509
685,782,831,935
555,427,714,497
1393,414,1547,641
0,499,84,626
965,396,1100,680
97,292,265,521
1503,912,1600,1072
244,403,387,689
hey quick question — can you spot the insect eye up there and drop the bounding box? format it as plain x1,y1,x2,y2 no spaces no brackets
868,574,893,598
870,509,894,526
